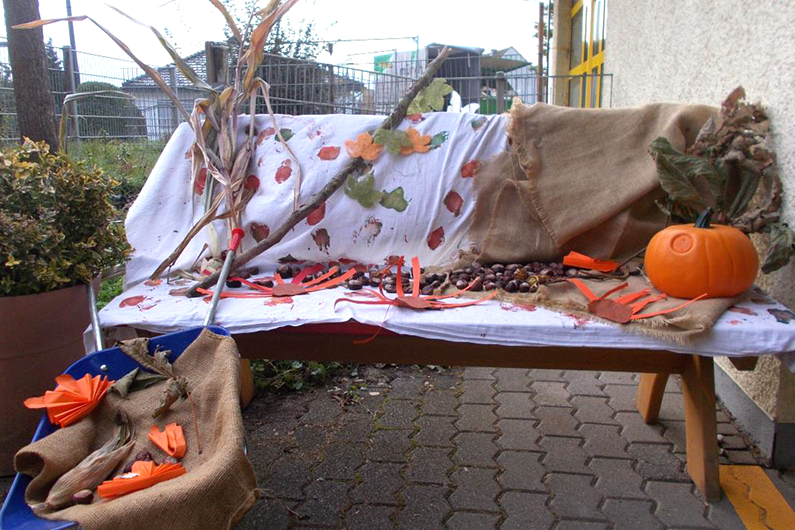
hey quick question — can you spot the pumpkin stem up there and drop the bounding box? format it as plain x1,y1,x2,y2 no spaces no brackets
695,208,713,229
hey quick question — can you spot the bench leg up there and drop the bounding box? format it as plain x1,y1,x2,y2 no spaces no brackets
239,359,255,408
636,373,669,424
681,355,721,501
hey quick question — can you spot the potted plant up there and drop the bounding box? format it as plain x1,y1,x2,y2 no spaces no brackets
0,139,130,475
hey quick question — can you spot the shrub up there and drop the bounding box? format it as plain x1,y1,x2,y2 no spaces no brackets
76,81,147,139
0,139,131,296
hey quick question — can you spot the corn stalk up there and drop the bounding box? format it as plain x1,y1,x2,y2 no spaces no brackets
15,1,302,280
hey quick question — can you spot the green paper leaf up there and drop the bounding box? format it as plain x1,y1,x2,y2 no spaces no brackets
344,172,385,208
373,129,412,155
380,187,409,212
408,78,453,114
429,131,450,150
275,128,293,142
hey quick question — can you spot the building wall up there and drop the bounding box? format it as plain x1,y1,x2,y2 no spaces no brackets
603,1,795,426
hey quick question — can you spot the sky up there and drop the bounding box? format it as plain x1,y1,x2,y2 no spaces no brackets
1,0,542,72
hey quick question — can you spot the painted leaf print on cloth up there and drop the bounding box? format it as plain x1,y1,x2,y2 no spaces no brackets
444,191,464,217
275,160,292,184
250,223,270,242
345,132,383,161
193,168,207,195
312,228,331,253
429,131,450,150
318,146,341,160
461,160,480,178
427,227,445,250
471,116,487,131
307,202,326,226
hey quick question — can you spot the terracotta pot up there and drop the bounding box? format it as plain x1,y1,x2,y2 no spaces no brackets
0,281,97,476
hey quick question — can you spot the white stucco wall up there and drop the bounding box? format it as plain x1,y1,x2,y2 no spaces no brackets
605,0,795,421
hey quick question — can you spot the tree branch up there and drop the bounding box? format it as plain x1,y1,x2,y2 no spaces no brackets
186,46,451,297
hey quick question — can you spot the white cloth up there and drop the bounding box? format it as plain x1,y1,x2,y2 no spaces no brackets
97,112,795,369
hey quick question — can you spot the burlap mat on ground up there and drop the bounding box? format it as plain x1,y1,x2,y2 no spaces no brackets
15,329,258,530
472,101,717,264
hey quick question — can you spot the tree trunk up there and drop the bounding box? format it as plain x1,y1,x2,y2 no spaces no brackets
4,0,57,148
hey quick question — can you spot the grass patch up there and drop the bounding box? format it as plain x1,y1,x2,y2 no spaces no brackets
97,276,123,309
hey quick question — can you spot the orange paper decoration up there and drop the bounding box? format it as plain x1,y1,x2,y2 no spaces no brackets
97,460,186,499
344,132,383,161
562,251,620,273
400,127,431,155
24,374,113,428
148,423,187,458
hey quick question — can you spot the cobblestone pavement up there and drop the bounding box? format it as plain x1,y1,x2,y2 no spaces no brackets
4,365,795,529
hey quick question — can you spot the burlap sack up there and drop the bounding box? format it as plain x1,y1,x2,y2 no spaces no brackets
473,101,717,263
15,329,258,530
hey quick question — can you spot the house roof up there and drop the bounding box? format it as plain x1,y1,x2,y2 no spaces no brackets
122,47,208,89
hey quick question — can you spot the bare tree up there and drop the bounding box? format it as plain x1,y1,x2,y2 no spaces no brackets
4,0,57,148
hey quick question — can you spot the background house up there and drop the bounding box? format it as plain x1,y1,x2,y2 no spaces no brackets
551,0,795,467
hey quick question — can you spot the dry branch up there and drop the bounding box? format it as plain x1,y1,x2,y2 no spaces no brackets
186,46,452,297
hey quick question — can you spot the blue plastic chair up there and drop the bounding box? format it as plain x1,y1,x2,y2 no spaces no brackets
0,325,229,530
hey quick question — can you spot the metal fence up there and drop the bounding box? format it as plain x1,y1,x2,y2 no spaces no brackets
0,39,613,146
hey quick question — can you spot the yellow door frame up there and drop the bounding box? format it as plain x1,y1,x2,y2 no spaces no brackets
569,0,606,108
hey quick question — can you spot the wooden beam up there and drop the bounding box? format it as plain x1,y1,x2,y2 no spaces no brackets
636,373,669,424
728,356,758,371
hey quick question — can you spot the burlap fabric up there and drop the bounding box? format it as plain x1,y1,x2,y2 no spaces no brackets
15,329,258,530
472,101,717,264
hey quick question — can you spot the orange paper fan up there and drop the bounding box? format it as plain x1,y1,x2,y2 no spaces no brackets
97,460,186,499
24,374,113,428
148,423,187,458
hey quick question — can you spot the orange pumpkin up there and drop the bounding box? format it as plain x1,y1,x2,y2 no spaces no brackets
644,209,758,299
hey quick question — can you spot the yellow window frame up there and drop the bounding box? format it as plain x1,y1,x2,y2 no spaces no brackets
569,0,606,108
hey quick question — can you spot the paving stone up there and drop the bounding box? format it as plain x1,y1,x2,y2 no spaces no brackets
405,446,453,484
460,379,497,404
530,369,567,382
312,443,364,480
571,396,618,425
495,392,536,419
350,462,403,504
432,373,459,389
493,368,532,392
446,511,501,529
646,481,713,528
422,389,459,416
539,437,590,475
367,429,412,462
450,467,501,512
397,484,451,529
463,367,495,379
456,404,498,432
389,376,426,399
706,498,747,530
603,384,638,412
535,406,581,438
563,371,607,397
724,449,759,464
299,480,351,527
717,421,741,435
588,457,647,499
601,498,662,529
615,412,668,443
553,521,608,530
496,419,542,451
329,413,372,444
661,419,687,453
628,443,690,482
499,491,554,530
345,505,396,530
300,397,343,425
545,473,605,520
718,434,749,450
377,400,418,428
658,393,686,421
597,372,637,385
497,451,547,492
453,432,499,467
238,498,295,530
665,374,683,393
413,415,456,447
294,424,330,451
530,381,572,407
262,456,312,500
579,424,630,458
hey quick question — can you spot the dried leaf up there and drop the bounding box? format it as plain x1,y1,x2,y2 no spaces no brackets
762,223,795,274
373,129,413,156
727,168,761,219
153,377,187,418
650,137,705,209
110,368,167,398
208,0,242,43
110,368,139,398
119,338,175,378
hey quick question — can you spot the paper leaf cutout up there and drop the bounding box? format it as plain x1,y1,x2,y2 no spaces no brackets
380,187,409,212
400,127,431,156
429,131,450,150
318,146,340,160
408,78,453,114
427,226,445,250
373,129,413,156
345,172,385,208
344,132,383,161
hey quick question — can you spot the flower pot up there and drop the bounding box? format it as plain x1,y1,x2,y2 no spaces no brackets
0,281,97,476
